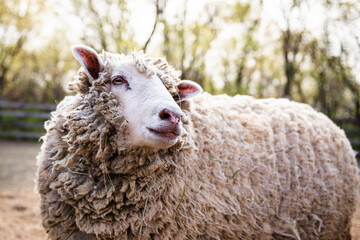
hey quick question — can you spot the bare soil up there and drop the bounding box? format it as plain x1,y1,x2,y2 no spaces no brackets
0,140,359,240
0,140,46,240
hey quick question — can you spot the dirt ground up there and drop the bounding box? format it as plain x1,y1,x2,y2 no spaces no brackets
0,140,359,240
0,141,46,240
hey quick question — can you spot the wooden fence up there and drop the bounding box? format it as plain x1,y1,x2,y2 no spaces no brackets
0,101,56,140
334,119,360,158
0,101,359,159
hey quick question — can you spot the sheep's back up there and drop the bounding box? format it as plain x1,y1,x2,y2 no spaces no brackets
189,93,359,239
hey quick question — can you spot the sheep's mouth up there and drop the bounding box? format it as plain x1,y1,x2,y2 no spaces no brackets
147,127,181,140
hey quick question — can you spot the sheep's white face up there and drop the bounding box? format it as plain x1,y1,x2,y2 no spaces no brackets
72,45,202,149
110,60,184,148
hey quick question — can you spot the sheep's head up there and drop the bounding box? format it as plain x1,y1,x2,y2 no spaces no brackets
72,45,202,150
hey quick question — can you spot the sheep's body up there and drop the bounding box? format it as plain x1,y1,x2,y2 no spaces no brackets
37,49,359,240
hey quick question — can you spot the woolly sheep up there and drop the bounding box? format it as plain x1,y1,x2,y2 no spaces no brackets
36,45,360,240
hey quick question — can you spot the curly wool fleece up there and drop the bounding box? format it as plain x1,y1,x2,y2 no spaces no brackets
37,50,360,240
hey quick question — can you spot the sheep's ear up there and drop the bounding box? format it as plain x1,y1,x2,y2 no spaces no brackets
72,45,104,81
175,80,203,103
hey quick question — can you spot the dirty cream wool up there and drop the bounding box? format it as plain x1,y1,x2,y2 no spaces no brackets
36,50,360,240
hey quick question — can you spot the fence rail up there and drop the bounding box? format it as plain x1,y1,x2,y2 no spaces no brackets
334,119,360,161
0,101,56,140
0,110,51,119
0,101,55,111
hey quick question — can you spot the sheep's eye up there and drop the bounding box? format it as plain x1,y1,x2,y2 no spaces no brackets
112,76,126,85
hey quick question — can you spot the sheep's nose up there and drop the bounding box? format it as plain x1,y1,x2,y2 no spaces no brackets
159,108,182,124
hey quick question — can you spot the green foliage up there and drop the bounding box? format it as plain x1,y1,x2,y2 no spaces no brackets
224,1,251,22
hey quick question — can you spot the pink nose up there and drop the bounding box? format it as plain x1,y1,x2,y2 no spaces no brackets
159,108,182,124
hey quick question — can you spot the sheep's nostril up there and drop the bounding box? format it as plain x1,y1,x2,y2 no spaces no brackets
159,109,181,124
161,112,171,120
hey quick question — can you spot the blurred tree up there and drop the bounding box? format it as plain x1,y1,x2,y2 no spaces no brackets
306,0,360,119
220,0,360,119
278,0,307,99
281,29,304,99
70,0,138,53
160,1,219,92
309,41,359,119
143,0,167,53
2,35,72,103
0,0,42,97
282,0,359,120
0,0,73,103
219,1,261,96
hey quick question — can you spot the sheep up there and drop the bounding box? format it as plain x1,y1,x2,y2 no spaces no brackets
36,45,360,240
